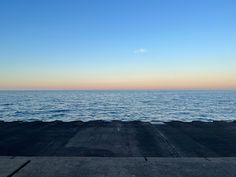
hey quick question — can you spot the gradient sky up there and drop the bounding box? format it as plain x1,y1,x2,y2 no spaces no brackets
0,0,236,90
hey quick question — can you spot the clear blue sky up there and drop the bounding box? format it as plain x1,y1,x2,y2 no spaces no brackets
0,0,236,89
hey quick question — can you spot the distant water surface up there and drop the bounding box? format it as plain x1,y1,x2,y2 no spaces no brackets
0,90,236,123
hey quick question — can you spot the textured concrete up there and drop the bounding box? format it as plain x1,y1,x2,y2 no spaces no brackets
0,156,29,177
1,120,236,157
65,124,141,156
1,157,236,177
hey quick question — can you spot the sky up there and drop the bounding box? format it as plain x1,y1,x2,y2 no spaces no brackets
0,0,236,90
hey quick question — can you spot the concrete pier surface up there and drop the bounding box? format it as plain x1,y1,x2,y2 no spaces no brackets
1,157,236,177
1,120,236,176
1,120,236,157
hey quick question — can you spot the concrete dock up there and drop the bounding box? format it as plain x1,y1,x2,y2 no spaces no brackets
1,120,236,157
1,157,236,177
1,120,236,176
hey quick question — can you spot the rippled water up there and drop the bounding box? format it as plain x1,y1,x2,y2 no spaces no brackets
0,90,236,122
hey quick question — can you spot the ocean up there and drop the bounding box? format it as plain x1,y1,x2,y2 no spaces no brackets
0,90,236,123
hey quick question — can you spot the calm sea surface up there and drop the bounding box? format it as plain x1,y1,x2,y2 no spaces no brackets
0,90,236,123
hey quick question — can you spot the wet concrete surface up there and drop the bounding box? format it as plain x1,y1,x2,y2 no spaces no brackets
0,120,236,157
1,121,236,177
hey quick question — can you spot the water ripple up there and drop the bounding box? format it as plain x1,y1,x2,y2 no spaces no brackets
0,90,236,122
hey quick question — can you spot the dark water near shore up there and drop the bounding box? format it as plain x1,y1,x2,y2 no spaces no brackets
0,90,236,122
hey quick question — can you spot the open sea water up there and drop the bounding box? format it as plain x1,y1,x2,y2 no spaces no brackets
0,90,236,123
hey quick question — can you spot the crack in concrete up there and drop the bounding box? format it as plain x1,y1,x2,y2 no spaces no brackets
7,160,30,177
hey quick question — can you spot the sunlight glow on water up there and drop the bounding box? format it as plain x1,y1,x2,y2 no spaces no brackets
0,91,236,122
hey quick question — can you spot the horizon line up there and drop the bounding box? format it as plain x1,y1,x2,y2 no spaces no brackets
0,88,236,91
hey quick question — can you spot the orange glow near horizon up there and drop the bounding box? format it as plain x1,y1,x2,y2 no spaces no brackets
1,68,236,90
1,76,236,90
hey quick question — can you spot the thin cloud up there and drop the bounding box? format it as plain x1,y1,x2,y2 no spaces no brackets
133,48,147,54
